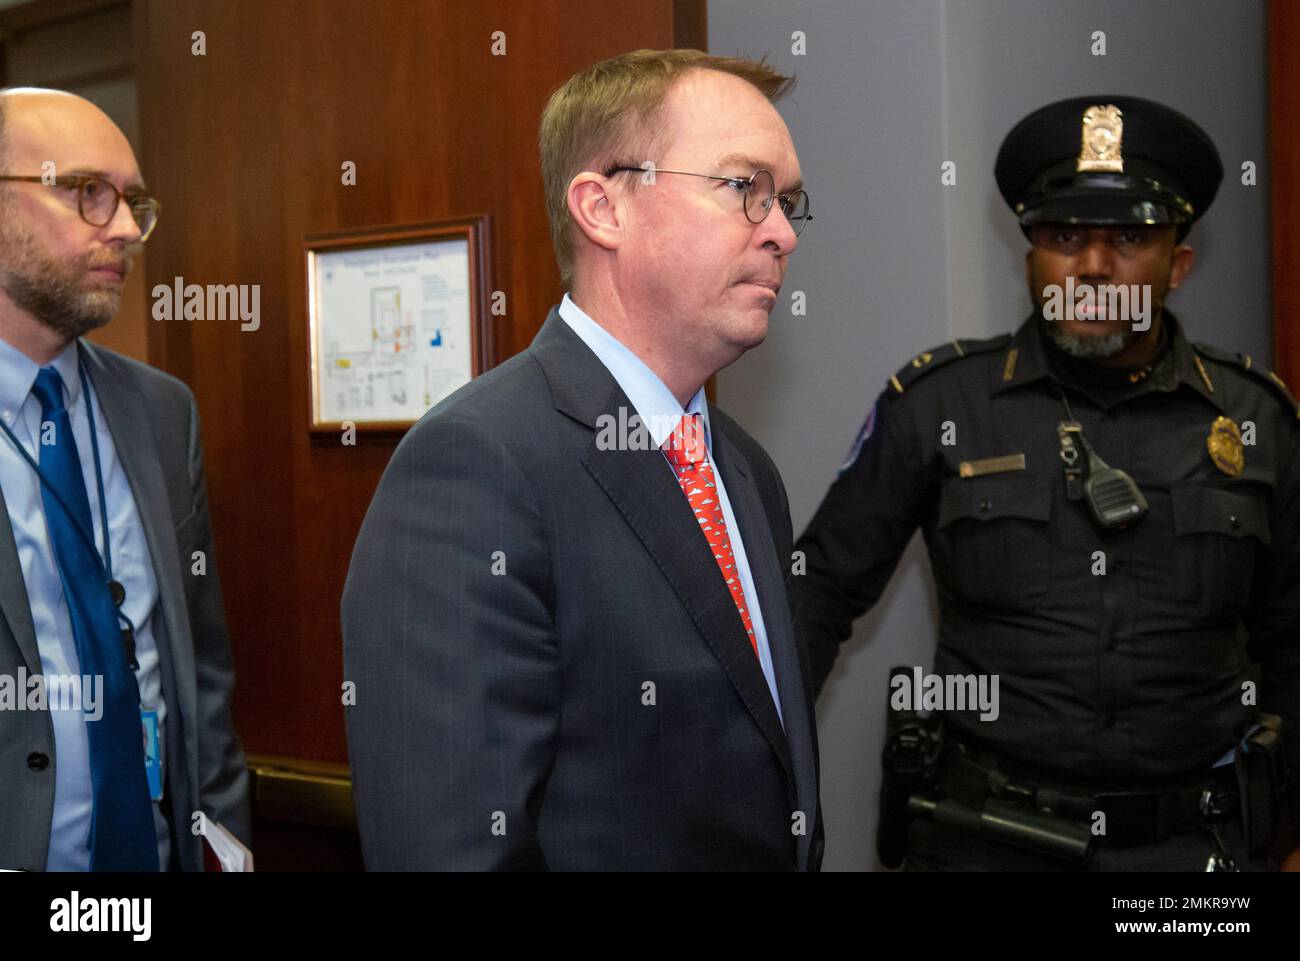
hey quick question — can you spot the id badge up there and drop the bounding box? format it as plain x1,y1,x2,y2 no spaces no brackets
140,709,163,802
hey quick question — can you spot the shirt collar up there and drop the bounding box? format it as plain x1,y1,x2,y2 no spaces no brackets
988,313,1053,396
0,334,82,423
558,293,711,450
990,310,1223,412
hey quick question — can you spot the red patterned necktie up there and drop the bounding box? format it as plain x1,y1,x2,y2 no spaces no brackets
662,414,757,655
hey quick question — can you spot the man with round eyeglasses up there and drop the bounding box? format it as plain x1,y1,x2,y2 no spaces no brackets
345,49,824,871
0,87,248,872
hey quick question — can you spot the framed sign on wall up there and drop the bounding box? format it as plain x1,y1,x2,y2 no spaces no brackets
306,217,493,432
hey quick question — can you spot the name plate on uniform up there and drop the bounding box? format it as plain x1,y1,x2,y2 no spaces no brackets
958,453,1026,478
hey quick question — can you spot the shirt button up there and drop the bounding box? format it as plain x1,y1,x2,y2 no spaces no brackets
979,499,992,512
27,752,49,771
1229,515,1240,529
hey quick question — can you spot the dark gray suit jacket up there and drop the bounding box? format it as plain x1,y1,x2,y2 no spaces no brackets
0,340,250,871
343,310,823,870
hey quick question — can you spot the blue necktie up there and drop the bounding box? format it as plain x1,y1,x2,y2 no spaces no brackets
31,367,157,872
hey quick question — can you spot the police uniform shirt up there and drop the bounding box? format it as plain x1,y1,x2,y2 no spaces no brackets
796,312,1300,818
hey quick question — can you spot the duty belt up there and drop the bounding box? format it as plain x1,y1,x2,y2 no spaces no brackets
934,740,1239,849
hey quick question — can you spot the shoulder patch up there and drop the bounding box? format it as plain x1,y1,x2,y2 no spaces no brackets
838,398,878,476
888,334,1012,395
1193,342,1300,419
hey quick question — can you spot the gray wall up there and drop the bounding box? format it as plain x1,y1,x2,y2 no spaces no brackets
709,0,1271,871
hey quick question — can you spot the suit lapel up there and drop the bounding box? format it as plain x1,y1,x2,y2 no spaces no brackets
531,313,794,790
0,484,43,675
581,425,795,789
78,342,199,802
710,429,819,869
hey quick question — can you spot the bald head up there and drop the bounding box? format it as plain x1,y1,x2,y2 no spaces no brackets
0,87,147,363
0,87,144,193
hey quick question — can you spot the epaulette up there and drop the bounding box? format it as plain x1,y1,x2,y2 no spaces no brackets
1192,342,1300,419
888,334,1013,395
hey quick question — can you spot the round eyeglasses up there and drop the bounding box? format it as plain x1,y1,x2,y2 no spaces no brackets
0,174,161,241
606,165,811,236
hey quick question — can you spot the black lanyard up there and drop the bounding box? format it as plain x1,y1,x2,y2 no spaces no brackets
0,358,138,655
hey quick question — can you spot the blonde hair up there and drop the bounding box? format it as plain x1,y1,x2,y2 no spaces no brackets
539,49,793,285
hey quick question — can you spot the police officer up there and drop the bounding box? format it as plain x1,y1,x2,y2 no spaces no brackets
797,95,1299,871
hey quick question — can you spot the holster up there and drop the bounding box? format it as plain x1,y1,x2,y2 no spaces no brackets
877,667,943,869
1235,713,1287,858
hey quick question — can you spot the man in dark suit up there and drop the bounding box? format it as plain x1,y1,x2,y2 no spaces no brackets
0,88,248,871
343,49,821,870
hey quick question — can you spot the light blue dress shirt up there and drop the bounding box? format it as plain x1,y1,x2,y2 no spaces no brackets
558,294,785,726
0,336,170,871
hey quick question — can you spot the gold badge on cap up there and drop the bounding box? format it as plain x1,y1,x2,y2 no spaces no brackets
1077,104,1124,173
1206,415,1244,477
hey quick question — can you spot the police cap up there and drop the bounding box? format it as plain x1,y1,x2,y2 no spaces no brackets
995,95,1223,239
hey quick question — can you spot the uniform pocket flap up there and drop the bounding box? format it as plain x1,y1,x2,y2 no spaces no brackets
1171,485,1270,543
938,476,1052,529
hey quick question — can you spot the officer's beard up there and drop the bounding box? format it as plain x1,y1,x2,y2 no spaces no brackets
1043,323,1131,359
0,203,127,342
